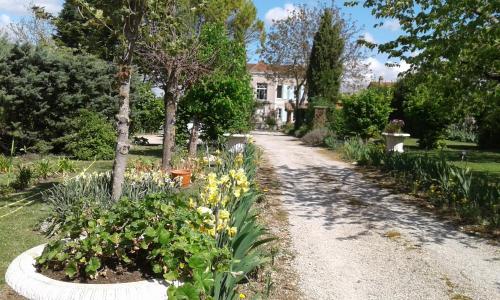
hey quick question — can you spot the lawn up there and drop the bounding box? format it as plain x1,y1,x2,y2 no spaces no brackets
0,144,163,288
404,138,500,178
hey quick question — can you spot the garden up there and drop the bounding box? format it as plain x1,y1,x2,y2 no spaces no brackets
0,1,273,299
281,3,499,233
294,84,499,233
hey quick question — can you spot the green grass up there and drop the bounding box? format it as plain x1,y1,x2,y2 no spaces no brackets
404,138,500,178
0,190,50,285
0,144,164,288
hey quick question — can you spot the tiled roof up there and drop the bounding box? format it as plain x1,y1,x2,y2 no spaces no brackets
247,61,291,74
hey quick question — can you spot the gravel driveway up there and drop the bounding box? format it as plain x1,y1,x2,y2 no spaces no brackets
253,132,500,300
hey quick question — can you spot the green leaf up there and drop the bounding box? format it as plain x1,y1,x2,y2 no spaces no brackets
188,254,207,271
152,263,162,274
144,226,157,237
109,232,121,244
65,261,78,278
85,257,101,275
158,228,170,245
163,270,179,281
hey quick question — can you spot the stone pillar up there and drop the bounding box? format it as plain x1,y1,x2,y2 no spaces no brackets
313,106,328,128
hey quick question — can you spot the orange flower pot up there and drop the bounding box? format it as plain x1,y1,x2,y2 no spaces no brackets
170,169,192,187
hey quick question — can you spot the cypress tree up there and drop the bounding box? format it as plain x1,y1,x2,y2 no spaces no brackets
306,9,345,104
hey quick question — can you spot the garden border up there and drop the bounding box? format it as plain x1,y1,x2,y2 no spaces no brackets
6,244,171,300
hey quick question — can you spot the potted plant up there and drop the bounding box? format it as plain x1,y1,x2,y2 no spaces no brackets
170,158,193,187
382,119,410,153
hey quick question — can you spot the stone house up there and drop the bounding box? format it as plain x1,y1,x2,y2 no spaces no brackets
247,62,306,128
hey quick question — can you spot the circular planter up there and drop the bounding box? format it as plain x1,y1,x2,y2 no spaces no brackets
5,244,171,300
170,169,192,187
382,132,410,153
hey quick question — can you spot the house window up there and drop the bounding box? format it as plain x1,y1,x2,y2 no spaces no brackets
288,85,294,99
277,85,283,99
277,108,282,119
257,83,267,100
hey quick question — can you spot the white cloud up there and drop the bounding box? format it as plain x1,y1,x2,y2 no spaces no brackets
0,0,62,16
360,32,376,44
264,3,297,25
0,13,12,36
364,57,410,82
380,19,400,31
0,13,10,26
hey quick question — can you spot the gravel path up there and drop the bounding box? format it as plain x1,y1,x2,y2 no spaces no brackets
253,132,500,300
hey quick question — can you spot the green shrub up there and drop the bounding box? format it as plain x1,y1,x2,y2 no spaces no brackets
446,117,478,143
64,110,116,160
56,157,77,174
281,123,294,135
339,87,393,139
301,128,329,146
294,124,309,138
130,81,164,134
324,135,342,150
0,43,118,152
11,165,35,190
0,184,14,196
341,137,369,162
0,154,13,173
35,159,54,180
478,107,500,149
37,196,232,298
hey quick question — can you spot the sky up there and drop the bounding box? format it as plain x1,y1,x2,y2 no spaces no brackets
0,0,409,82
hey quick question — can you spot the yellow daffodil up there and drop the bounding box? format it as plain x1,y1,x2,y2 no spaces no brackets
228,227,238,237
219,209,230,220
239,293,246,299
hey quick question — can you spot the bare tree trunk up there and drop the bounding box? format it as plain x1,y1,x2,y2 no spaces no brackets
162,91,178,170
111,66,132,202
188,117,200,157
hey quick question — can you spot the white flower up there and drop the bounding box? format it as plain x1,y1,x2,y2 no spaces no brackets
196,206,213,215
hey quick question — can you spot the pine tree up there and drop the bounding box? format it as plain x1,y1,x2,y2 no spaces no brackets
306,9,345,105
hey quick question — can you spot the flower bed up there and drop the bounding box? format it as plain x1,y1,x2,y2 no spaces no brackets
8,142,269,299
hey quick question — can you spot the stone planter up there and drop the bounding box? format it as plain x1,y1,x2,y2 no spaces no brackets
6,244,171,300
382,132,410,153
223,134,251,152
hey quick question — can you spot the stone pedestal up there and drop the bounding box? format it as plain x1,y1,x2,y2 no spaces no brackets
382,132,410,153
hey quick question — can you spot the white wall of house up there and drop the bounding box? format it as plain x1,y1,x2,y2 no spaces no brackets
249,71,297,126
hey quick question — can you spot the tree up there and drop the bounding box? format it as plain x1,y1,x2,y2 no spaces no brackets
7,6,55,46
178,25,254,156
307,9,345,105
262,3,367,127
138,0,262,169
69,0,147,201
347,0,499,147
0,41,118,153
54,0,116,60
137,1,215,170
